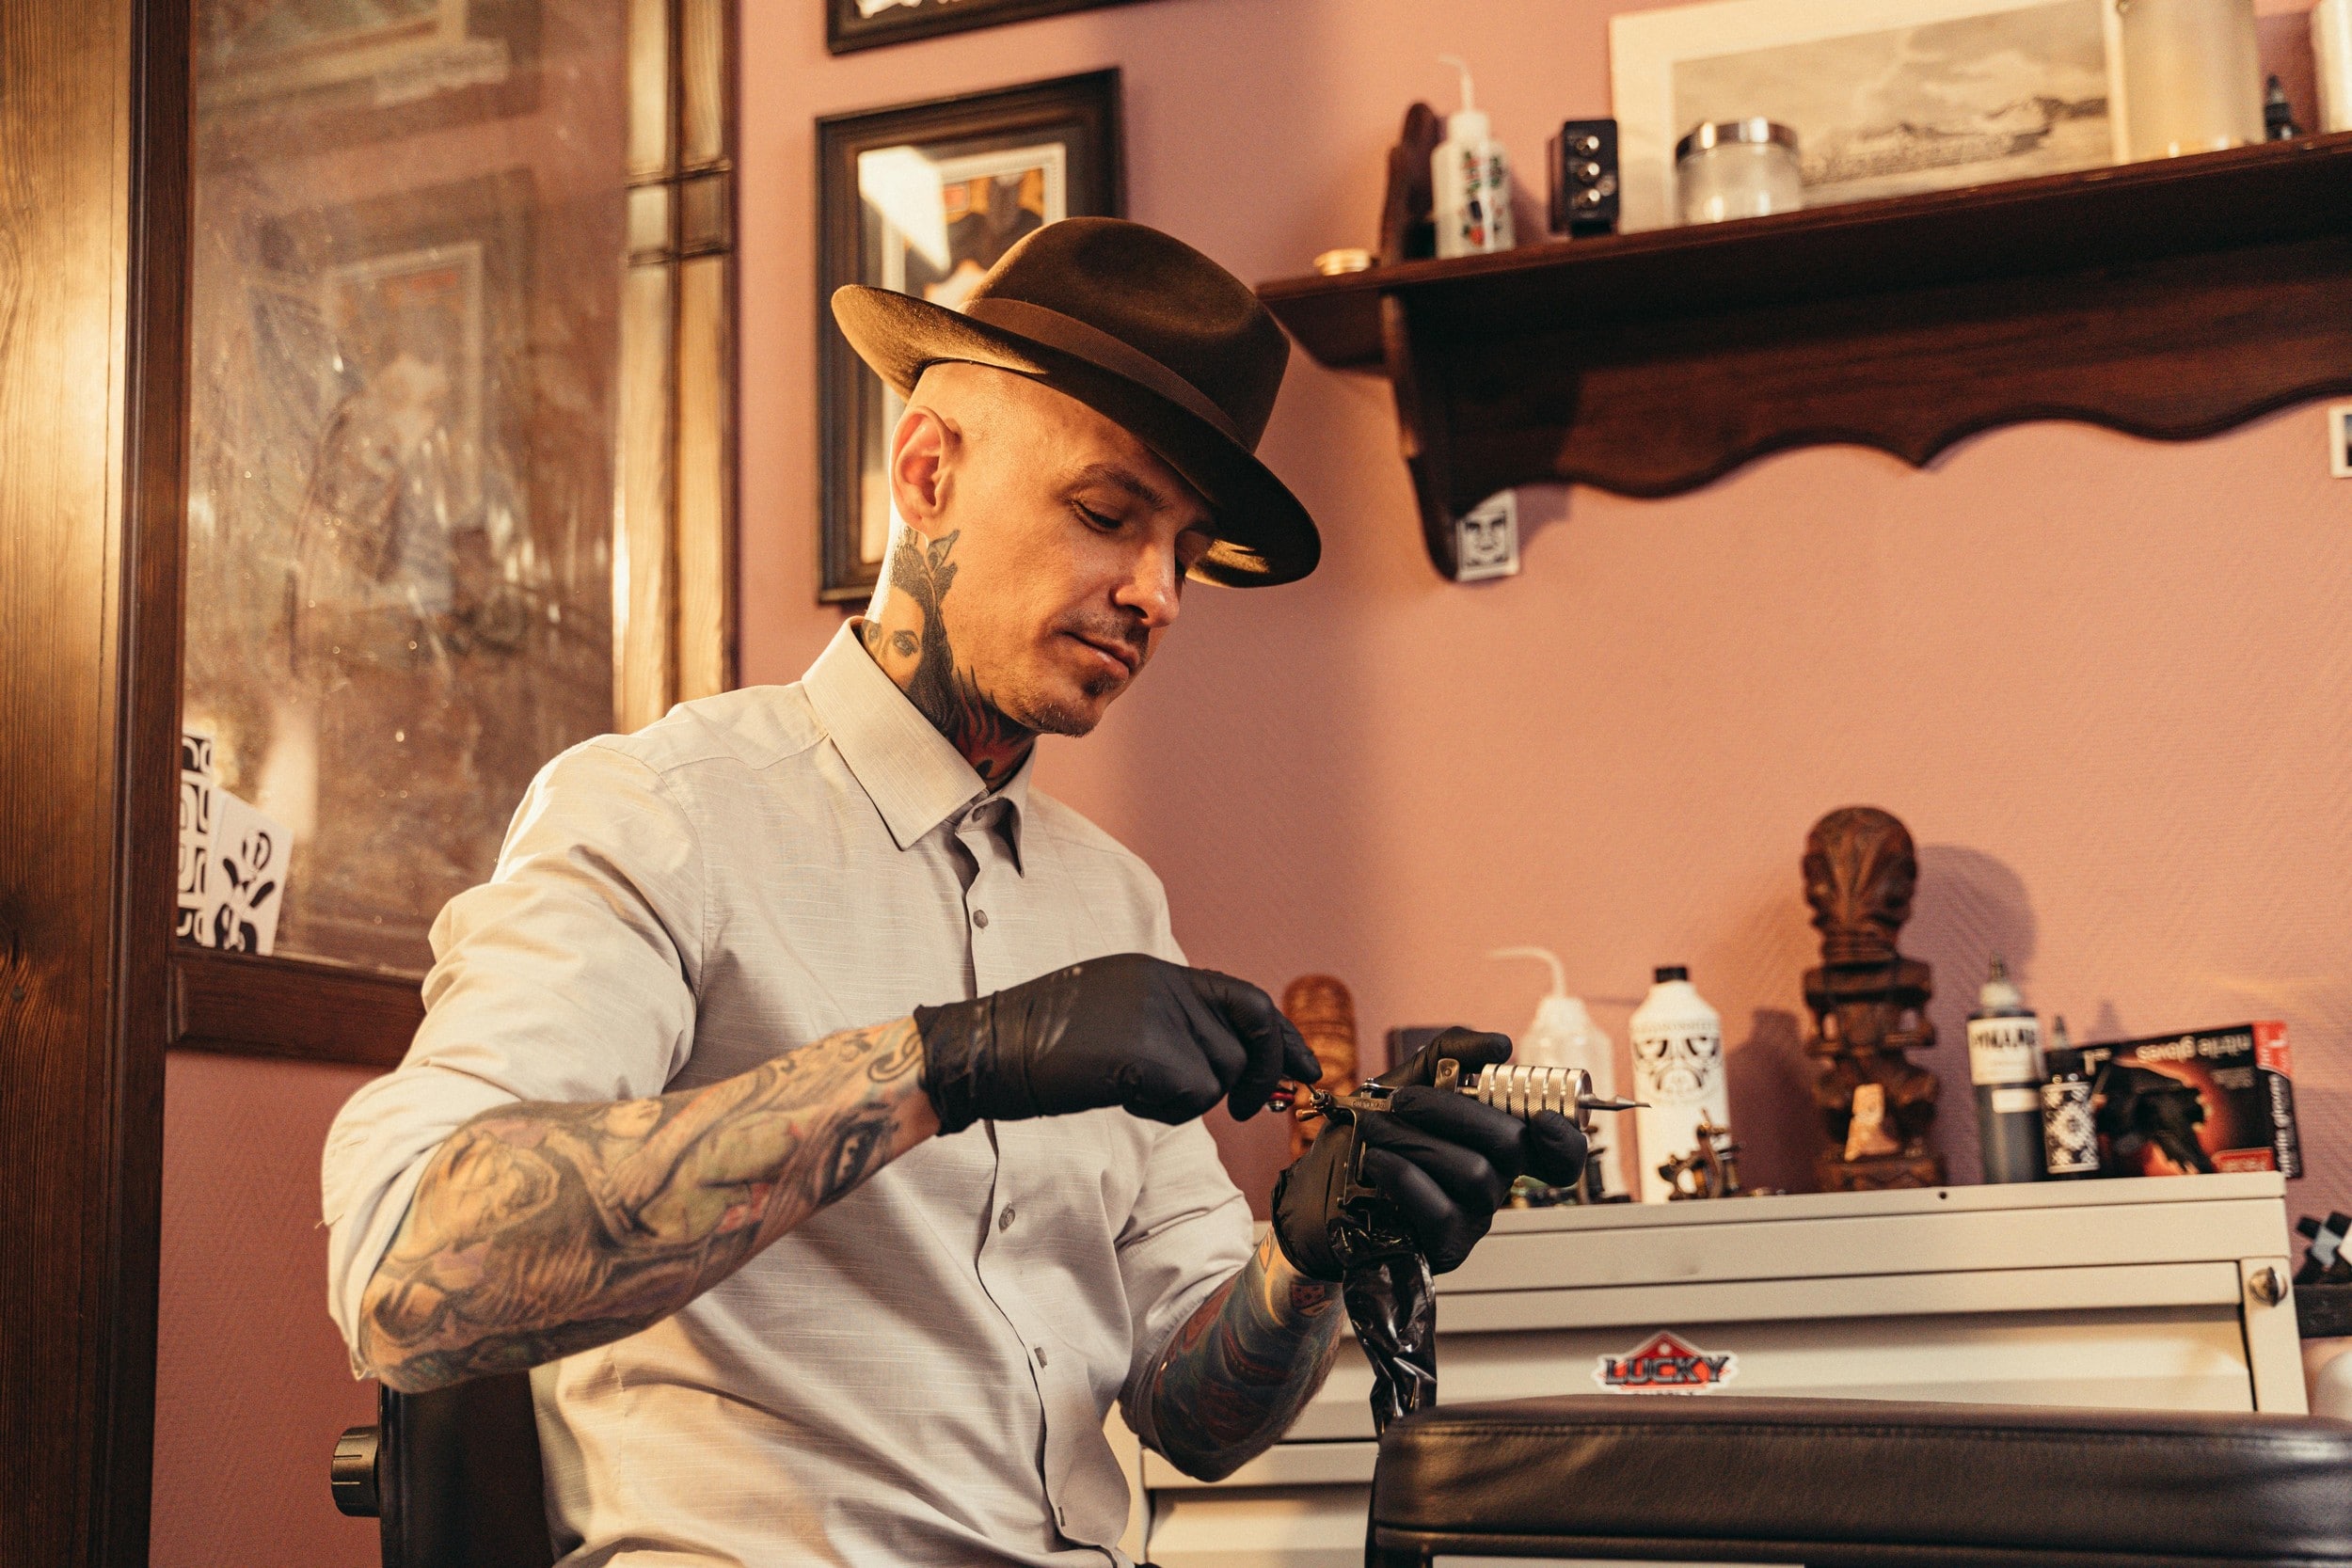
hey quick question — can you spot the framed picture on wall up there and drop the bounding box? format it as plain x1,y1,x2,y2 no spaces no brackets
1611,0,2126,231
827,0,1154,55
183,167,640,972
816,70,1123,604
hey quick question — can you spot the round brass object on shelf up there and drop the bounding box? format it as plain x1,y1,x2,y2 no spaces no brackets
1312,247,1375,276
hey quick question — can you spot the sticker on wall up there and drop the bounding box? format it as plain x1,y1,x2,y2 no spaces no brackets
1594,1330,1739,1393
1454,490,1520,582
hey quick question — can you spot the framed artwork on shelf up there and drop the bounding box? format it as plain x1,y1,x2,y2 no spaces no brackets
1611,0,2127,231
815,70,1123,604
827,0,1153,55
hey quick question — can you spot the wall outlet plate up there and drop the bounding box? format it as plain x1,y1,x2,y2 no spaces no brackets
1454,491,1520,581
2332,404,2352,478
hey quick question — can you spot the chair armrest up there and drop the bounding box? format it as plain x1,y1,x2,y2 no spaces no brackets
330,1423,381,1518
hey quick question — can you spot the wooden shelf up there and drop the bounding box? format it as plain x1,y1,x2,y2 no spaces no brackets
171,946,423,1070
1259,133,2352,578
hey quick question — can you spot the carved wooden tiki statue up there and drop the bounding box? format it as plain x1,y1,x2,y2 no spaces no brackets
1801,807,1947,1191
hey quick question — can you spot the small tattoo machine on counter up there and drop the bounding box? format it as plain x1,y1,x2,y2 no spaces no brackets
1271,1063,1642,1433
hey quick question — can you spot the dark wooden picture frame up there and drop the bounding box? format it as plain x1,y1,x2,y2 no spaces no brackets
826,0,1152,54
815,69,1123,604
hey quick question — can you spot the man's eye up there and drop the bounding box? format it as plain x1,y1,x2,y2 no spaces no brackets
1072,501,1117,531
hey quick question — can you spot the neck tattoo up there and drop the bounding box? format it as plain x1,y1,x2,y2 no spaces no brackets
869,528,1034,783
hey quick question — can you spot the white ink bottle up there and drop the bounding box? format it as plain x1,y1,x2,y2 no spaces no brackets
1434,55,1514,259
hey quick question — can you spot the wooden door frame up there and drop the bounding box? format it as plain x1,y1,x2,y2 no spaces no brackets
0,0,190,1562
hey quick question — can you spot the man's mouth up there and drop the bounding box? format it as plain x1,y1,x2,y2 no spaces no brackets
1064,630,1140,677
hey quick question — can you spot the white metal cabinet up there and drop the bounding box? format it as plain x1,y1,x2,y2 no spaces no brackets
1124,1174,2302,1567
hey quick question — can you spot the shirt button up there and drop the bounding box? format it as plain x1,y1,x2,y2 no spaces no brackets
997,1205,1015,1231
971,908,990,928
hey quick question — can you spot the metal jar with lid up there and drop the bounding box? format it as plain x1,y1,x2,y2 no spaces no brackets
1676,119,1803,225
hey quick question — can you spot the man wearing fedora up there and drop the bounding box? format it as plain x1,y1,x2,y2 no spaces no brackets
323,218,1584,1565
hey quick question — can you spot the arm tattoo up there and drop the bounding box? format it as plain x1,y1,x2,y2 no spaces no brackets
1136,1230,1347,1481
888,528,1033,781
356,1019,931,1392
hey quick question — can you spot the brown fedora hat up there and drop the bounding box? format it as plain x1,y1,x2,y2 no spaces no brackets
831,216,1319,587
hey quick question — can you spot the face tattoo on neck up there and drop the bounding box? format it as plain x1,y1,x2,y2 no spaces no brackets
889,528,1034,782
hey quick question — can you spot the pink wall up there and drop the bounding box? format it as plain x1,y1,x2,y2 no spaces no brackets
154,1053,381,1568
738,0,2351,1212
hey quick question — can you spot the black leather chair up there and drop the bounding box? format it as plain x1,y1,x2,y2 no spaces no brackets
337,1385,2352,1567
1368,1396,2352,1567
332,1373,556,1568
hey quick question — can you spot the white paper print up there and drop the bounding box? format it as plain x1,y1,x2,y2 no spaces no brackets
178,727,217,942
198,789,289,956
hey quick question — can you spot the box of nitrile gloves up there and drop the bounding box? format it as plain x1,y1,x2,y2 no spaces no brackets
2080,1022,2300,1179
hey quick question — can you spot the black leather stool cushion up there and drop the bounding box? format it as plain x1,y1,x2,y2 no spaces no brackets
1370,1396,2352,1567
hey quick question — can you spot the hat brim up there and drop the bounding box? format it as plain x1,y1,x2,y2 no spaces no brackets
832,284,1319,588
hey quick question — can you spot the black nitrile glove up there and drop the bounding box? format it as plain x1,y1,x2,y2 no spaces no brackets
914,953,1319,1134
1270,1027,1589,1282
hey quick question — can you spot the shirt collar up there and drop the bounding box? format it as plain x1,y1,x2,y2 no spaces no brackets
802,620,1032,861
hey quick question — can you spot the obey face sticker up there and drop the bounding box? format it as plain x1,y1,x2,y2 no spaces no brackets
1594,1330,1738,1393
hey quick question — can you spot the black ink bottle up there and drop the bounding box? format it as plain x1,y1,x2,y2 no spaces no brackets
2041,1018,2101,1180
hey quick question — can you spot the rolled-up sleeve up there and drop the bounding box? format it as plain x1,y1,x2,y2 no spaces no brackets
1108,915,1256,1442
1112,1120,1254,1444
320,738,706,1370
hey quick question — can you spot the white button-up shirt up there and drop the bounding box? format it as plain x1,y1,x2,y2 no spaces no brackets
321,622,1252,1566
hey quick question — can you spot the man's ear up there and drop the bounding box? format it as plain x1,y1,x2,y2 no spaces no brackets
889,404,955,529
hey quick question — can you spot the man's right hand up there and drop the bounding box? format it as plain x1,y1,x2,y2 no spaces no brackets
914,954,1318,1133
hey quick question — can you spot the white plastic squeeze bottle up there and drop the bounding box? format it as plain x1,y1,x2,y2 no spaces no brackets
1629,965,1728,1203
1490,946,1628,1196
1433,55,1514,259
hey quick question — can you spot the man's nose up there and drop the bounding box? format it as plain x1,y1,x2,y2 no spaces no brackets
1113,542,1183,629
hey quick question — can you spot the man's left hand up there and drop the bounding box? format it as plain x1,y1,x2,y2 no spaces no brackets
1269,1028,1588,1281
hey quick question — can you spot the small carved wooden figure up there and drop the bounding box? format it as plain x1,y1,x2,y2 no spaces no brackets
1281,975,1359,1162
1801,807,1947,1191
1842,1083,1902,1161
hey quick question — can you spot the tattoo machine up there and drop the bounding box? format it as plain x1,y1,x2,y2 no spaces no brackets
1271,1063,1642,1434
